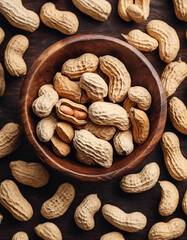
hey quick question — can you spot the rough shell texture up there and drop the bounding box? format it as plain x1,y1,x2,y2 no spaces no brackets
76,149,97,166
74,194,101,230
168,97,187,134
73,129,113,168
126,4,145,23
12,232,29,240
40,2,79,35
72,0,112,21
32,89,59,118
85,119,116,141
38,84,54,97
148,218,186,240
113,129,134,155
89,102,130,131
158,181,179,216
160,132,187,181
62,53,99,79
0,122,22,158
0,27,5,44
0,62,5,97
146,20,180,63
118,0,133,21
182,190,187,215
51,135,71,157
41,183,75,219
120,162,160,193
122,29,158,52
0,0,40,32
99,55,131,103
0,180,33,221
35,222,62,240
4,35,29,76
80,72,108,101
102,204,147,232
100,231,125,240
161,59,187,98
56,122,74,143
10,160,49,188
36,113,58,142
135,0,150,20
172,0,187,22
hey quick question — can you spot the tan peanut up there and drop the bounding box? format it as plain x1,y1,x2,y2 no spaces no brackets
0,213,3,224
74,194,101,230
32,89,59,118
113,129,134,155
80,72,108,101
56,122,74,143
0,122,22,158
168,97,187,134
120,162,160,193
126,4,145,23
72,0,112,21
146,20,180,63
12,232,29,240
118,0,133,21
35,222,62,240
160,132,187,181
36,113,58,142
62,53,99,80
172,0,187,22
0,180,33,221
0,63,5,97
85,119,116,141
10,160,49,188
129,107,150,144
73,129,113,168
51,135,71,157
148,218,186,240
76,149,97,166
0,27,5,44
40,2,79,35
158,181,179,216
100,232,125,240
161,59,187,98
0,0,40,32
123,97,136,113
102,204,147,232
99,55,131,103
182,190,187,215
122,30,158,52
89,102,130,131
4,35,29,76
41,183,75,219
53,72,89,104
38,84,54,97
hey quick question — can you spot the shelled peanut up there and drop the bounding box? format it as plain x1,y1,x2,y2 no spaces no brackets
32,52,152,168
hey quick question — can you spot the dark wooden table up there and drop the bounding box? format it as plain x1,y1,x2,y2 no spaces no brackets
0,0,186,239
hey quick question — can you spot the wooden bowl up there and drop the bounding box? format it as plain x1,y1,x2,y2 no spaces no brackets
19,34,167,182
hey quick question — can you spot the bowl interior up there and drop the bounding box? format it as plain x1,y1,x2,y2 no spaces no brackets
19,34,167,181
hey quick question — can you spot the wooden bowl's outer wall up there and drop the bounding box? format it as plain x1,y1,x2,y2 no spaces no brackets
20,34,167,181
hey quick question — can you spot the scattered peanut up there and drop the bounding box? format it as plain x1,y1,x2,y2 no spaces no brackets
102,204,147,232
126,4,145,23
160,132,187,181
113,129,134,155
0,27,5,44
41,183,75,219
35,222,62,240
4,35,29,76
12,232,29,240
158,181,179,216
120,162,160,193
161,58,187,98
62,53,99,79
182,190,187,215
148,218,186,240
146,20,180,63
172,0,187,22
0,180,33,221
10,160,49,188
0,63,5,97
72,0,112,22
40,2,79,35
168,97,187,134
73,129,113,168
122,29,158,52
38,84,54,97
89,102,130,131
74,194,101,230
100,232,125,240
118,0,133,21
0,213,3,224
51,135,71,157
0,0,40,32
56,122,74,143
0,122,22,158
129,107,150,144
99,55,131,103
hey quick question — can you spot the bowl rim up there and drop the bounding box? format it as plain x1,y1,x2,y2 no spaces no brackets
19,33,167,182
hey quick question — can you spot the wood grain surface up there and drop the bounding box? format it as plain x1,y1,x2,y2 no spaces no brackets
0,0,186,239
